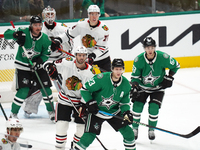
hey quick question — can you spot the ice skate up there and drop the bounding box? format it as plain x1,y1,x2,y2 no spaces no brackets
133,128,138,140
24,111,32,118
48,111,55,123
148,129,155,140
10,112,18,119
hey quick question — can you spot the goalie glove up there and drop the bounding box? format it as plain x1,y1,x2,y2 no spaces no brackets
160,75,174,89
44,62,58,80
13,31,26,46
86,99,99,114
88,53,96,66
123,110,133,125
130,81,140,101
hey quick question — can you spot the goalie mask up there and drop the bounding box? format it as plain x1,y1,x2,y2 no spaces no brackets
42,6,56,25
6,119,23,132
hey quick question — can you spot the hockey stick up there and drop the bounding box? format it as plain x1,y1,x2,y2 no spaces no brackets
54,79,114,150
21,46,54,112
0,101,33,148
98,110,200,139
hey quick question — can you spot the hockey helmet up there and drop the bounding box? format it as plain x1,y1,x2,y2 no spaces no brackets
111,58,124,70
30,15,42,25
74,46,88,55
87,5,100,16
143,37,156,48
42,6,56,25
6,119,23,132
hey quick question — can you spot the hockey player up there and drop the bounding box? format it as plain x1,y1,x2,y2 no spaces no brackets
130,37,180,140
59,4,111,72
0,118,23,150
3,15,60,122
42,5,73,61
44,46,95,150
74,59,136,150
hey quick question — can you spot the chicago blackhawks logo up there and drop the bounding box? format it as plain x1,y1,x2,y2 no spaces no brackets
65,75,82,91
81,34,97,48
102,25,109,31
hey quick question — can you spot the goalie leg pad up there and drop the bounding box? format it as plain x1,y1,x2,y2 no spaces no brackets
56,121,69,149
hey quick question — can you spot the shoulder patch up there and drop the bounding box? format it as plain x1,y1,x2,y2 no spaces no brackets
90,68,96,74
163,53,169,59
134,57,139,63
65,56,73,61
97,73,103,79
1,138,8,144
61,23,67,27
79,18,85,22
102,25,109,31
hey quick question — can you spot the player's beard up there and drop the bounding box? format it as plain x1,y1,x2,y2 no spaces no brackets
76,58,85,65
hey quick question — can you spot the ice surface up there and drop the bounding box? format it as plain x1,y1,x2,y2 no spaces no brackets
0,68,200,150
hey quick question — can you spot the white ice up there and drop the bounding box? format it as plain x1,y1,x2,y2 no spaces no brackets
0,68,200,150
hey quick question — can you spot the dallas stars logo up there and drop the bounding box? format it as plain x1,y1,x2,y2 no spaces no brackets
22,46,39,60
99,94,117,110
143,71,160,86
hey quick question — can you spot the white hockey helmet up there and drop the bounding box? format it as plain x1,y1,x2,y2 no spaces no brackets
87,5,100,16
74,46,88,56
42,6,56,25
6,119,23,132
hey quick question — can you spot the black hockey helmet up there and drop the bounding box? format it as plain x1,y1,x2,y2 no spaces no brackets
111,58,124,70
30,15,42,25
143,37,156,48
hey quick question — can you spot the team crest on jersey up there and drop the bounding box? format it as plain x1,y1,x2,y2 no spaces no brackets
102,25,109,31
82,34,97,48
163,53,169,59
61,23,67,27
97,73,103,79
65,75,82,91
1,138,8,144
79,18,85,22
90,68,96,74
99,94,118,110
143,71,160,86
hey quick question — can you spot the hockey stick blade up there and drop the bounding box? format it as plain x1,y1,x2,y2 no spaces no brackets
20,143,32,148
99,111,200,139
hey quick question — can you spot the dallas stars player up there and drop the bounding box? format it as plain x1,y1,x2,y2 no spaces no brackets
59,4,111,72
130,37,180,140
3,16,60,121
74,59,136,150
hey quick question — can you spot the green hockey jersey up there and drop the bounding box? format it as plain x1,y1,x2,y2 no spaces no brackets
4,27,51,71
131,51,180,91
81,72,131,116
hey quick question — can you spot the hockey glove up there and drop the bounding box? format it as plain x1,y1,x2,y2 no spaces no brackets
86,99,99,114
45,63,58,80
88,53,96,66
160,75,174,89
78,103,88,119
51,37,62,52
13,31,26,46
31,58,43,71
123,110,133,125
130,81,140,101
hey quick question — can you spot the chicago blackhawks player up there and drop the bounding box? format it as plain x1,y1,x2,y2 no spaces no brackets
74,58,136,150
42,5,73,61
59,4,111,72
3,16,59,122
0,119,23,150
44,46,95,150
130,37,180,140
